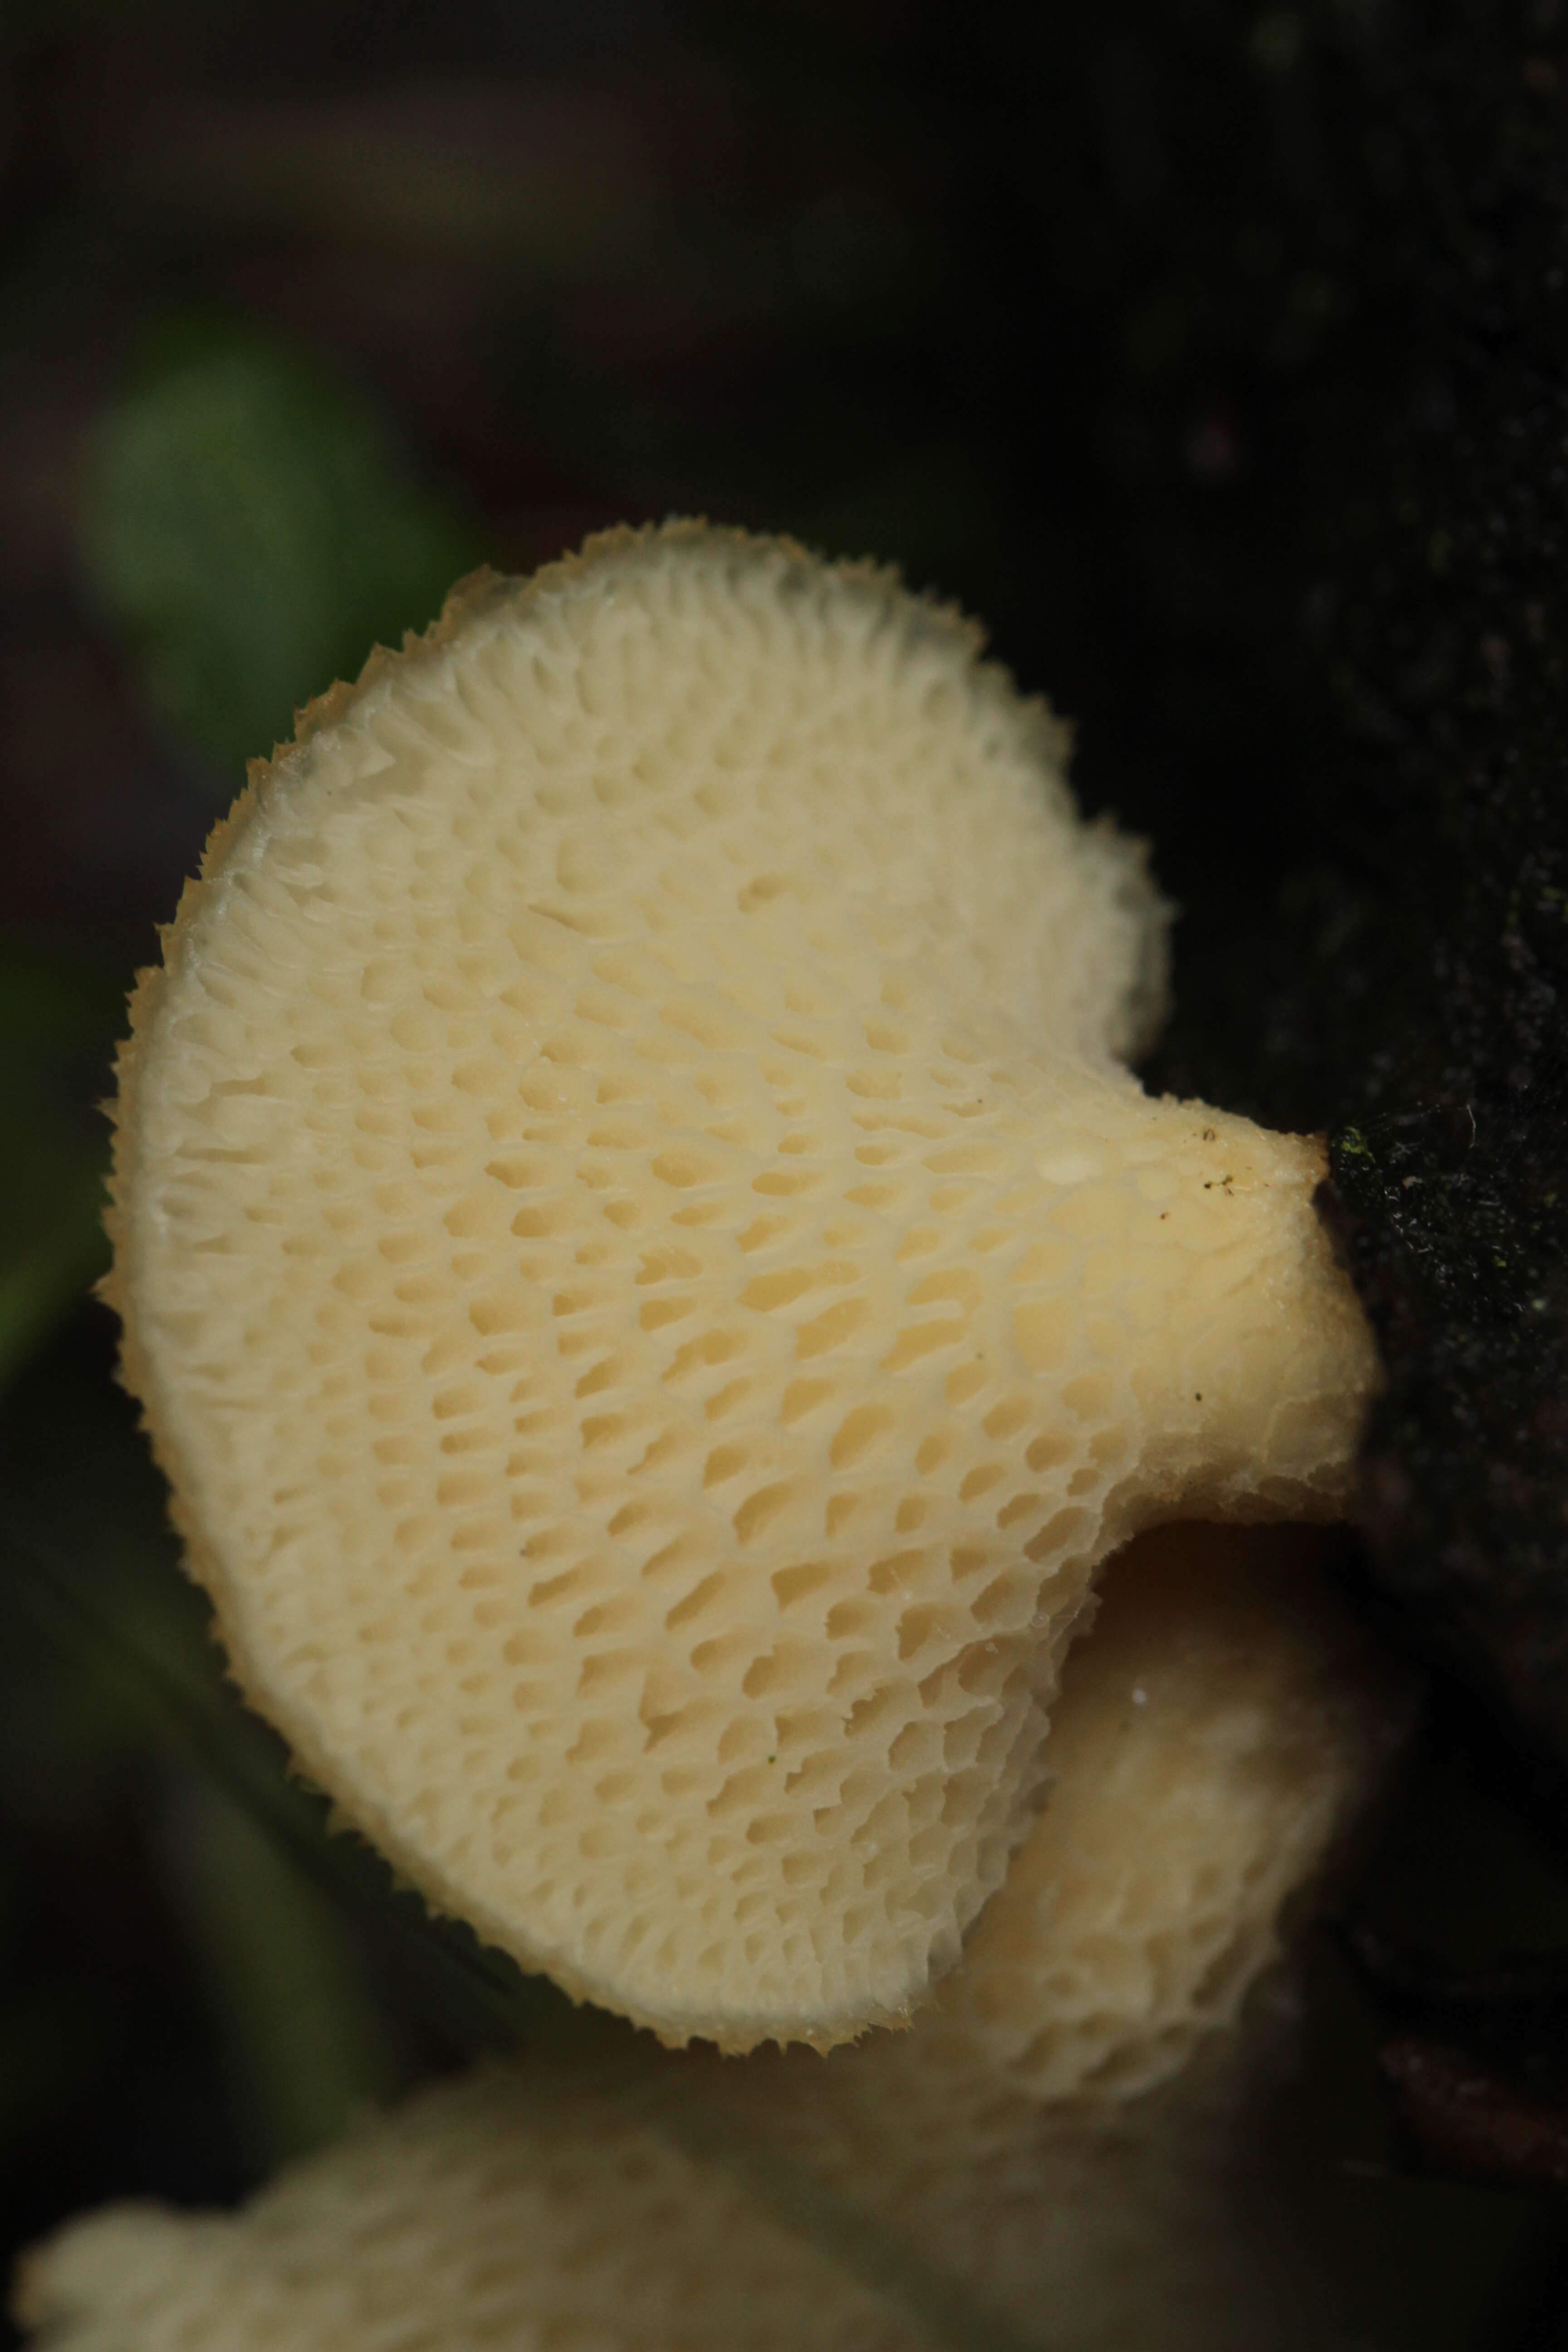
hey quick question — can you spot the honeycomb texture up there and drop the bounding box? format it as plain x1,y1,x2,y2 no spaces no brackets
847,1516,1409,2109
16,1527,1419,2352
109,522,1380,2047
693,1518,1403,2126
666,1519,1416,2349
13,2065,925,2352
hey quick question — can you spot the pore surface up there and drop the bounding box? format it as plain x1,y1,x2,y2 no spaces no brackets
112,526,1377,2045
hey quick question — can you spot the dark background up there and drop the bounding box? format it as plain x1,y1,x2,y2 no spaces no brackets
7,1,1568,2344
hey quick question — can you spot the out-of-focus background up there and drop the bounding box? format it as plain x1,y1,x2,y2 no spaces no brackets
6,1,1568,2343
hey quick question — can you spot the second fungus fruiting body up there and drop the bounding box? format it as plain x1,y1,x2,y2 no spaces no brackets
667,1520,1413,2351
108,524,1379,2048
15,2067,927,2352
736,1518,1408,2117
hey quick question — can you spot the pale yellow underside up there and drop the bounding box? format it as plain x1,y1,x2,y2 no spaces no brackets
17,1525,1411,2352
112,524,1379,2045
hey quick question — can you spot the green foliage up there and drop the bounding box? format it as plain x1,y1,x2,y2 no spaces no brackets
84,337,480,778
168,1781,402,2166
0,944,121,1394
0,335,497,2184
0,1186,106,1394
0,1518,405,2168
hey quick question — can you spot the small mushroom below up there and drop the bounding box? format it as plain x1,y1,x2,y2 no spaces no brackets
14,1520,1450,2352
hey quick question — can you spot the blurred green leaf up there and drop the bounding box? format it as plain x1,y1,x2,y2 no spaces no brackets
84,336,481,775
170,1779,400,2166
0,1523,552,2049
0,938,124,1102
0,1170,106,1392
0,940,122,1389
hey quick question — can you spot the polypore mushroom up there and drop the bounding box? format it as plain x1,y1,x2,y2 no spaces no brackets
108,522,1378,2048
15,1523,1427,2352
13,2065,926,2352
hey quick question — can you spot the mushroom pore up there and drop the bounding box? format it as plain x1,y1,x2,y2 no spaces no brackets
674,1516,1413,2351
108,522,1379,2048
15,1521,1411,2352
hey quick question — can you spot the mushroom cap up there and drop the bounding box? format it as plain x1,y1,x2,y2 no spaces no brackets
13,2066,924,2352
109,523,1378,2048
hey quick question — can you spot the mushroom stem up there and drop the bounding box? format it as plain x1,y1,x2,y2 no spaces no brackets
990,1097,1372,1536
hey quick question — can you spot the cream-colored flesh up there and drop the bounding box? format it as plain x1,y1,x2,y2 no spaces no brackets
708,1519,1407,2120
15,2067,926,2352
17,1526,1421,2352
111,525,1378,2046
